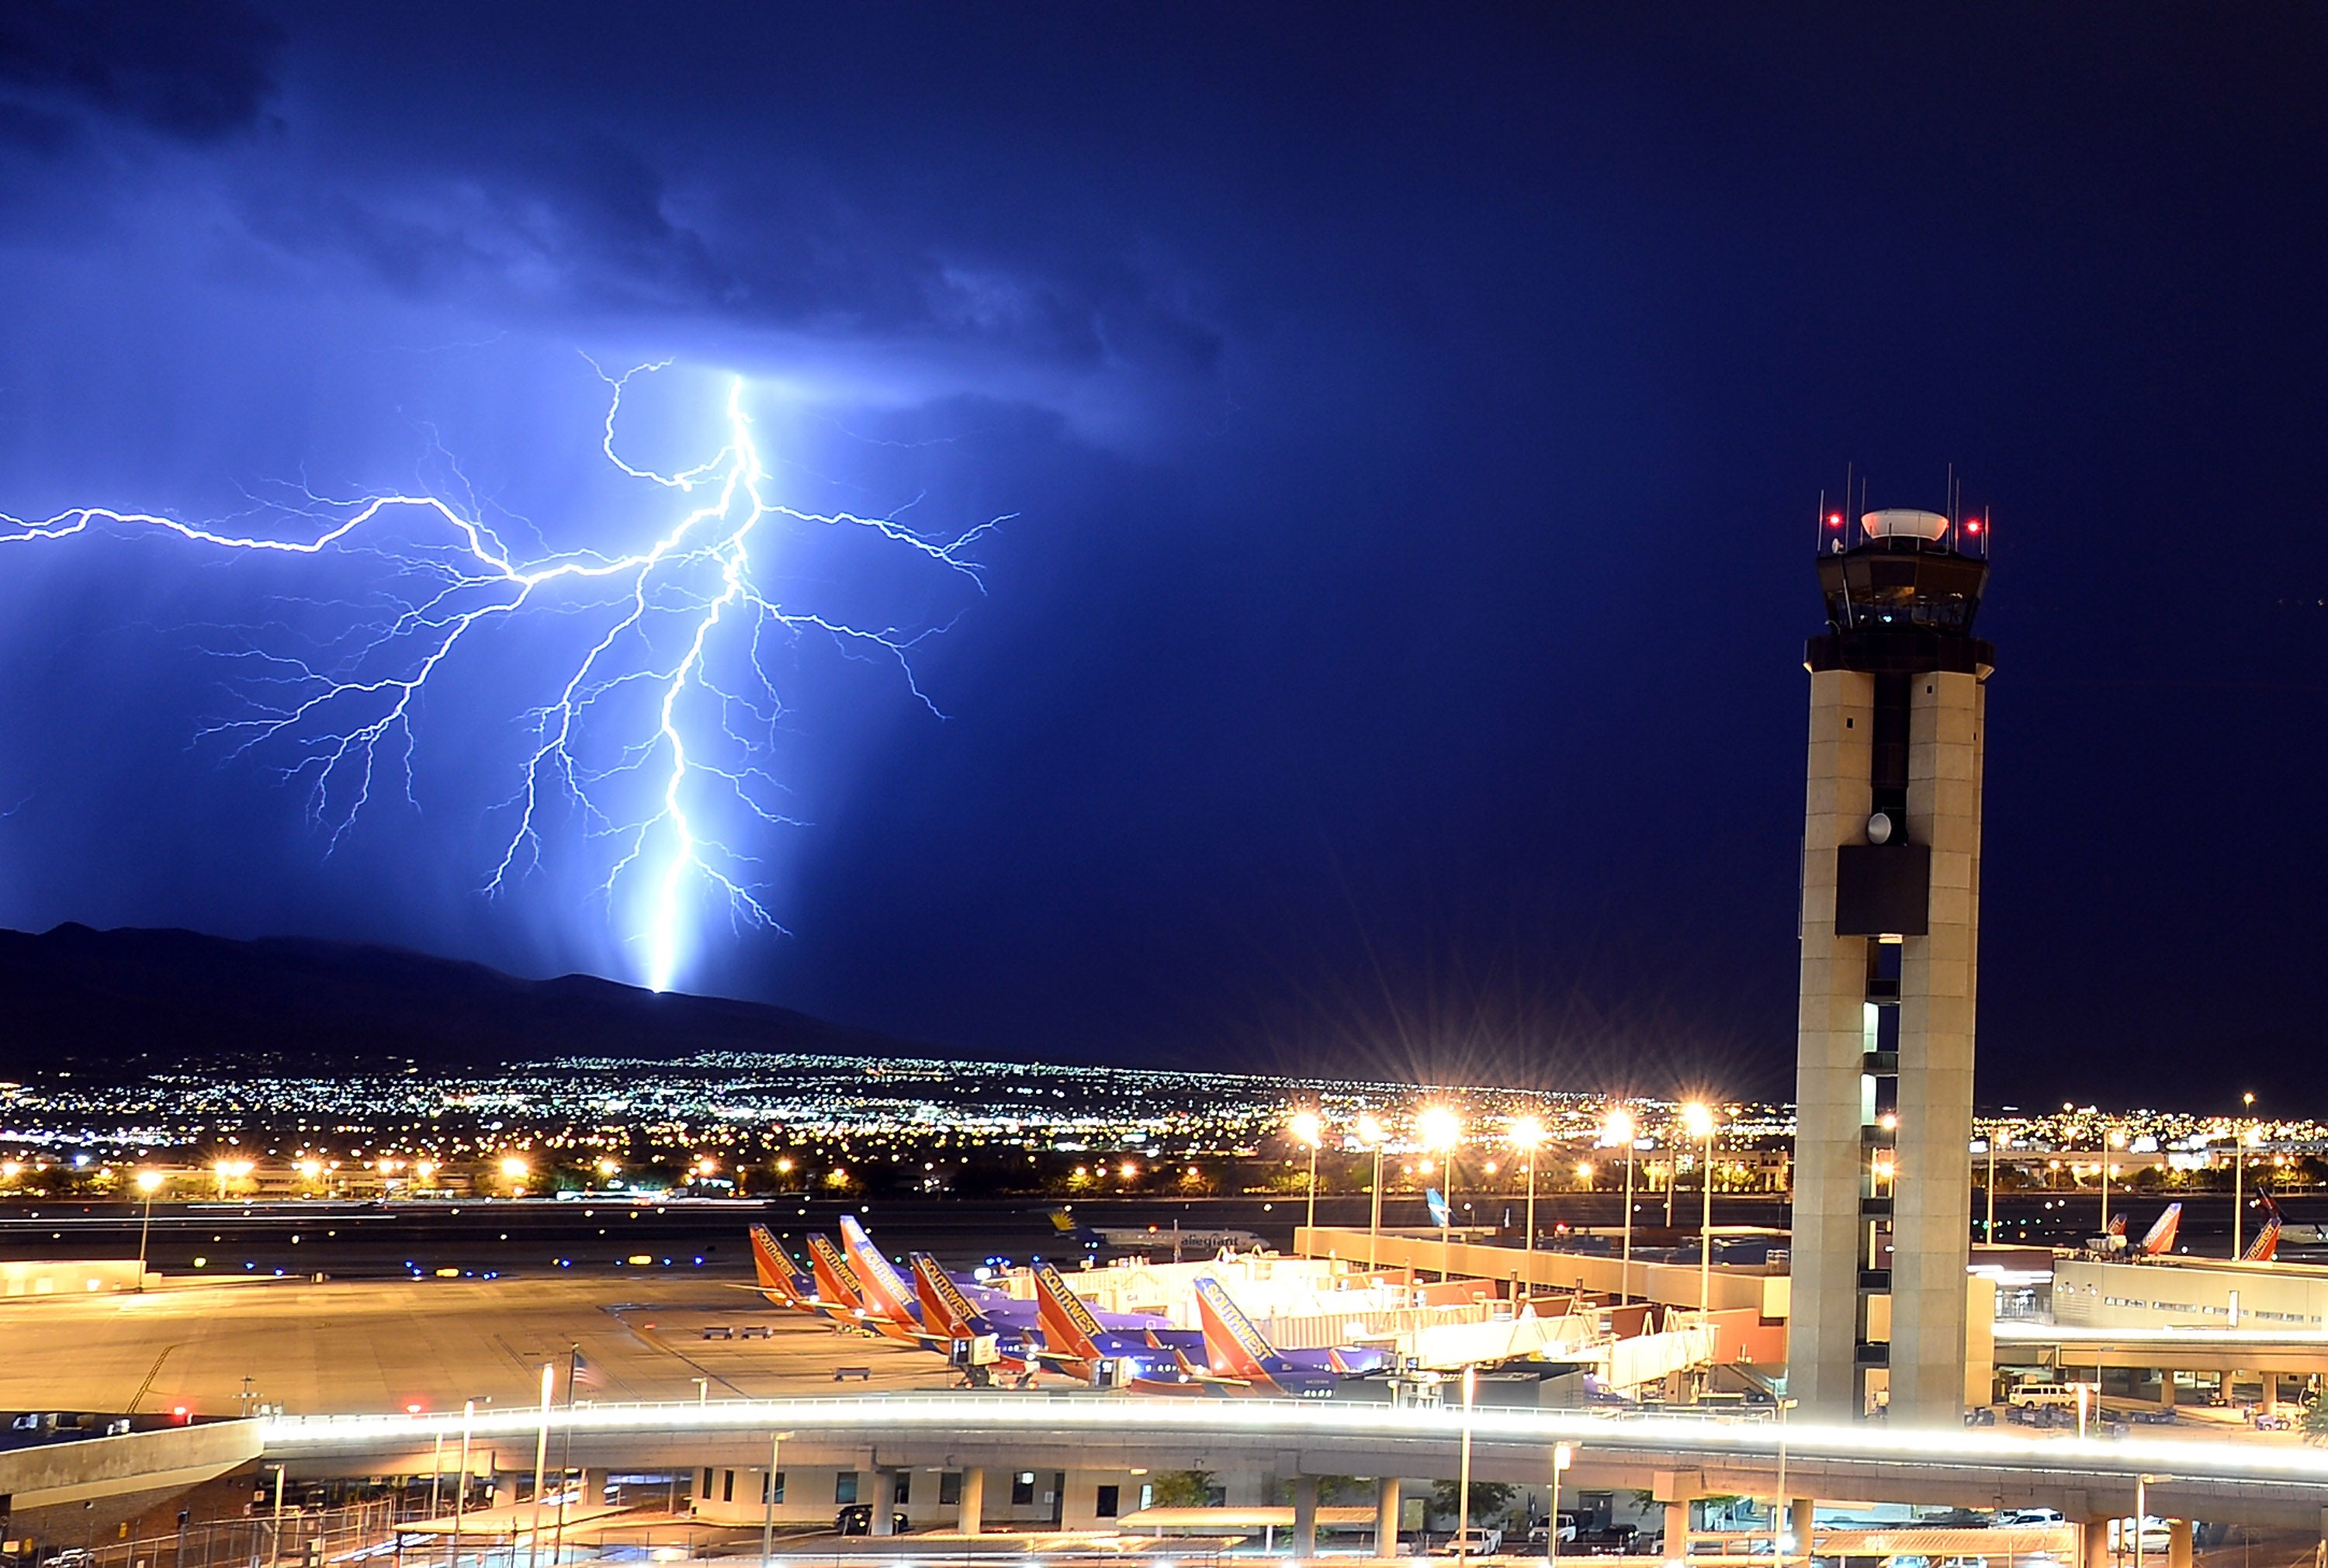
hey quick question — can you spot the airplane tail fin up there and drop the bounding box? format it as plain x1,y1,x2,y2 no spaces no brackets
1030,1262,1107,1362
748,1225,815,1307
1425,1188,1451,1229
805,1234,865,1308
1192,1276,1277,1382
2107,1212,2128,1238
837,1214,921,1324
2245,1193,2284,1262
911,1253,987,1338
2139,1203,2183,1256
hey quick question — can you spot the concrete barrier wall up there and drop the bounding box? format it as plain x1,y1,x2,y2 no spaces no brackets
0,1419,263,1528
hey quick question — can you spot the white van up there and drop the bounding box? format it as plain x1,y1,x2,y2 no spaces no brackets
2008,1382,2084,1409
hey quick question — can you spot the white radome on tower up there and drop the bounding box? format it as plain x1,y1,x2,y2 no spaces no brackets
1861,507,1949,542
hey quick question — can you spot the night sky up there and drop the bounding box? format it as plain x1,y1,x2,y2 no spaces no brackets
1,5,2323,1107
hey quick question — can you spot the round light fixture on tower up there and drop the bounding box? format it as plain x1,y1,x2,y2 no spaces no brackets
1867,811,1893,844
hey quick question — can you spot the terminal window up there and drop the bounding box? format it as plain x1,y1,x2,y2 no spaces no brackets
1012,1473,1036,1506
896,1472,911,1505
939,1473,962,1507
837,1473,860,1504
762,1473,785,1504
1096,1486,1121,1518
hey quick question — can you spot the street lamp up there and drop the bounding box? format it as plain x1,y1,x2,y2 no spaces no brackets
2101,1128,2125,1237
134,1169,163,1290
1547,1442,1573,1567
1418,1106,1462,1282
1290,1111,1325,1240
1603,1107,1637,1304
1356,1114,1387,1272
2233,1093,2257,1259
1682,1102,1717,1313
1509,1115,1546,1264
1455,1366,1478,1555
1983,1128,1998,1243
1772,1397,1799,1565
2132,1473,2170,1568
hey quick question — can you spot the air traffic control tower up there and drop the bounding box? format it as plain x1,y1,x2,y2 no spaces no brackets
1792,504,1993,1426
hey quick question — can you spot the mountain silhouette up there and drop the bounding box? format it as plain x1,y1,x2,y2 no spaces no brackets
0,923,926,1082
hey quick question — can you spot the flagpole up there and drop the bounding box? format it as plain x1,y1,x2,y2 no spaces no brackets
552,1345,581,1566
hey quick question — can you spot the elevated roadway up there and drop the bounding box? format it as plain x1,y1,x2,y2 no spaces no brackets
262,1395,2328,1532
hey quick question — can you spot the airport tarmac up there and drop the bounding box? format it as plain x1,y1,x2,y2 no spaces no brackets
0,1275,948,1416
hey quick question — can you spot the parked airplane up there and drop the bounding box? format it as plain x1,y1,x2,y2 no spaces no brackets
1188,1276,1389,1395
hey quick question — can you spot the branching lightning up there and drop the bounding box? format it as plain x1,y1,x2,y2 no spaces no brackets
1,364,1000,992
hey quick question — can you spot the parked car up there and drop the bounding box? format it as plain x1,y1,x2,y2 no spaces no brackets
2129,1408,2177,1426
2001,1509,2066,1527
1436,1527,1505,1556
1573,1526,1642,1556
833,1505,909,1536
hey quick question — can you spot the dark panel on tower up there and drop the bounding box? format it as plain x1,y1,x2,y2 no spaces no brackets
1834,843,1931,936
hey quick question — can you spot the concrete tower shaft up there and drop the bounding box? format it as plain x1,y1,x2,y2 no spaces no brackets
1793,505,1993,1426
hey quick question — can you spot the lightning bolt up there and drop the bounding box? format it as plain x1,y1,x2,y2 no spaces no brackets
1,363,1001,992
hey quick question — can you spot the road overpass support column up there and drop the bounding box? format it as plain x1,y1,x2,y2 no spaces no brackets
1294,1476,1318,1557
1654,1472,1701,1566
1790,1498,1814,1563
1374,1477,1401,1557
958,1469,985,1535
871,1469,897,1536
2078,1517,2109,1568
2168,1520,2192,1568
2262,1378,2280,1415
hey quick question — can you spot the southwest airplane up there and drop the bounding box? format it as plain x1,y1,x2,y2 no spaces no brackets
1187,1276,1390,1397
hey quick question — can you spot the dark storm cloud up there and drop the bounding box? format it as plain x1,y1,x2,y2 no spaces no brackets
0,0,282,144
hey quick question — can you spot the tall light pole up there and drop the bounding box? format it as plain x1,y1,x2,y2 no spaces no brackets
2234,1093,2256,1260
1290,1111,1325,1241
1547,1442,1572,1567
1509,1116,1546,1266
2132,1473,2169,1568
1419,1106,1463,1283
451,1399,474,1568
1603,1108,1637,1305
1455,1366,1477,1552
134,1169,163,1290
1772,1397,1798,1564
2101,1128,2126,1238
1983,1129,1997,1244
1358,1115,1387,1272
527,1363,553,1568
759,1431,791,1568
1683,1102,1717,1314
